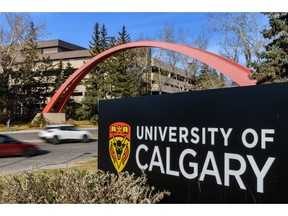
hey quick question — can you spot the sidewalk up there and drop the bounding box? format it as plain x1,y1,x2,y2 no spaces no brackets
0,129,40,135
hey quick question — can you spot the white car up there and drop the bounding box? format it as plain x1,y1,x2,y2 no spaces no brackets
38,124,92,144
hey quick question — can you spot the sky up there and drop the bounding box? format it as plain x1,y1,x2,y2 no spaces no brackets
1,11,270,57
29,12,210,49
0,0,285,55
0,11,269,59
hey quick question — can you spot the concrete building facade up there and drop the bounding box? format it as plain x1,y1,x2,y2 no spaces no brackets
38,40,90,103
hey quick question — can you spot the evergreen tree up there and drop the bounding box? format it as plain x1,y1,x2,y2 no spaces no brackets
0,52,12,122
77,23,111,124
36,55,54,110
9,22,44,121
117,26,131,45
252,12,288,84
0,13,49,122
53,60,74,92
9,22,54,121
77,24,138,124
110,26,137,98
89,22,101,55
100,24,109,50
196,64,226,90
50,61,79,119
109,36,117,47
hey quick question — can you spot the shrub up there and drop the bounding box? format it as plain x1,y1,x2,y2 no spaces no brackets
0,168,168,204
90,115,98,125
31,113,48,128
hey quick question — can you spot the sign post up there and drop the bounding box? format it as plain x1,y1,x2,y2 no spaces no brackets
99,82,288,203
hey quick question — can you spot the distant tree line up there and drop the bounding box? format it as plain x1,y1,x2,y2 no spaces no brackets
0,12,287,124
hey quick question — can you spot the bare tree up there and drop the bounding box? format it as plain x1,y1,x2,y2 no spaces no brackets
0,13,46,70
208,12,264,68
130,46,152,95
0,13,31,71
178,33,210,91
153,23,227,92
153,23,195,94
0,12,47,122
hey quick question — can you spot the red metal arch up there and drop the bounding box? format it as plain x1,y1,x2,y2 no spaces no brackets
42,41,257,113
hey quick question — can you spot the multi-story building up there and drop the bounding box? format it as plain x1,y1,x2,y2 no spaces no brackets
149,58,194,94
38,40,90,103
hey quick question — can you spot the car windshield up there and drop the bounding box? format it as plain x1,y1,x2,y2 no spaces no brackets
0,135,21,144
43,126,59,130
42,125,81,131
61,126,78,131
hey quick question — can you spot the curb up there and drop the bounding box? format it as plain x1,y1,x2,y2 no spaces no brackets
0,129,40,135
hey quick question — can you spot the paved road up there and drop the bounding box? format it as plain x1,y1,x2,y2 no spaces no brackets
0,129,98,174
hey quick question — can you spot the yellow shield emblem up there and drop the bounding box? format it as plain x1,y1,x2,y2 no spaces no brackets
109,122,131,173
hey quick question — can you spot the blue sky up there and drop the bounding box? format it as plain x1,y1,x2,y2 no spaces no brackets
27,12,270,58
0,11,270,57
0,0,283,56
30,12,209,49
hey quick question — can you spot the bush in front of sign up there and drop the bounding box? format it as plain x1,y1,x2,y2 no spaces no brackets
0,168,169,204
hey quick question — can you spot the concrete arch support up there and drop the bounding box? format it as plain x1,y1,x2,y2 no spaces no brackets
42,41,257,113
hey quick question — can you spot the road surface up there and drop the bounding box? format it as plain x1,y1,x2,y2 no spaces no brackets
0,129,98,174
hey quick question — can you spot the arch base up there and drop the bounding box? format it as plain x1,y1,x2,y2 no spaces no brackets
32,112,66,125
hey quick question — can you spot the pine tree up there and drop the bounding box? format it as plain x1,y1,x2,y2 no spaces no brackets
100,24,109,50
0,53,12,122
77,23,111,124
0,13,49,122
89,22,101,55
77,24,139,124
196,64,226,90
53,60,74,92
110,26,137,98
8,22,54,121
252,13,288,84
36,55,54,110
10,22,43,120
117,26,131,45
47,60,77,115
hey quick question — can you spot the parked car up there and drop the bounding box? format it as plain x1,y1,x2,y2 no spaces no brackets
38,124,92,144
0,134,38,157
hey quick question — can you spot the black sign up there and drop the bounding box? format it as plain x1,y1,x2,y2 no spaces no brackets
98,82,288,203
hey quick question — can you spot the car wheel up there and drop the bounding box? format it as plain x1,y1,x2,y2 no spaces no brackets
82,135,89,143
52,136,60,144
22,147,34,157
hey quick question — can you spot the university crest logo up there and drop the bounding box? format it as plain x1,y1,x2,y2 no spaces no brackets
109,122,131,173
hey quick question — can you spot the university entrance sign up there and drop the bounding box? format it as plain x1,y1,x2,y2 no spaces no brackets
98,82,288,203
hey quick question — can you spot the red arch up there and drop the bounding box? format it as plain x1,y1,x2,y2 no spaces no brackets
42,41,257,113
